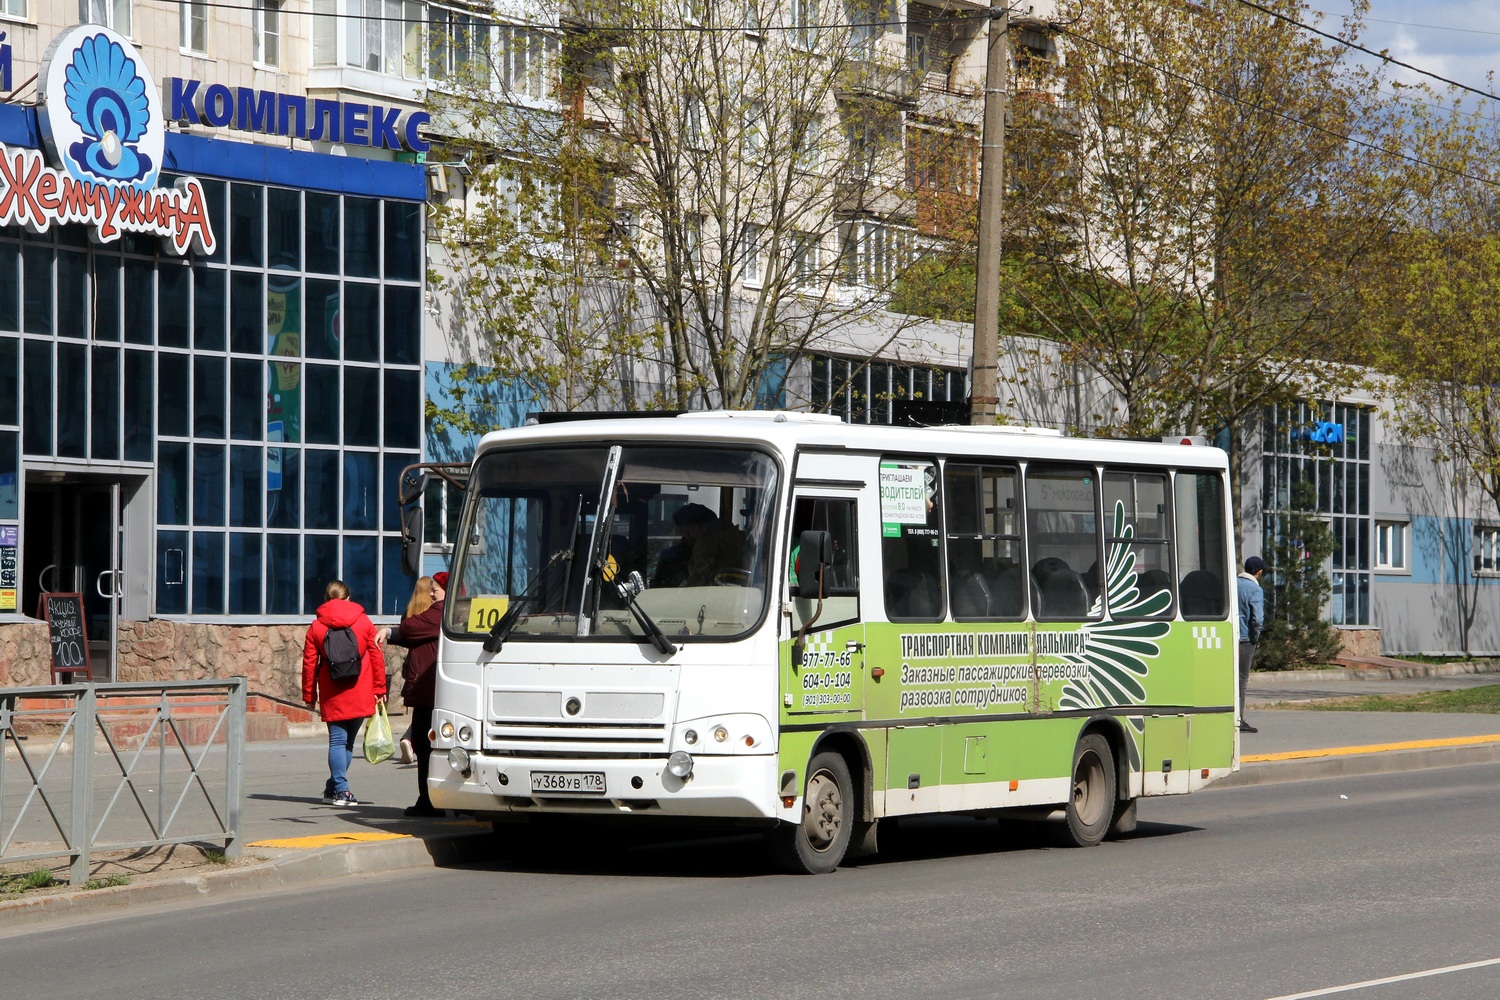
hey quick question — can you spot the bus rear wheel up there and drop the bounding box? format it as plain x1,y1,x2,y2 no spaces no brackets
769,751,853,874
1061,733,1116,847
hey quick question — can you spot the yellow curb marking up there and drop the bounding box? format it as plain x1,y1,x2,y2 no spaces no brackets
248,831,414,849
1244,733,1500,763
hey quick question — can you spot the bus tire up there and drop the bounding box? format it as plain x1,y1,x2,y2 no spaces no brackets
769,751,854,874
1107,797,1138,839
1061,733,1115,847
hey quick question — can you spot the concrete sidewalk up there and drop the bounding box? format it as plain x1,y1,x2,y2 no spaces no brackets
5,666,1500,927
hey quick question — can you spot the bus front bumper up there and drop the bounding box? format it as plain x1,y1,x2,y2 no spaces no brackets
428,750,782,820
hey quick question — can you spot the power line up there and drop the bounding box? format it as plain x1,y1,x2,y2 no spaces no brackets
1231,0,1500,103
171,0,996,33
1054,23,1500,190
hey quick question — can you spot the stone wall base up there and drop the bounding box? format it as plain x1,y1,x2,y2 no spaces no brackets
0,619,407,713
1337,627,1382,660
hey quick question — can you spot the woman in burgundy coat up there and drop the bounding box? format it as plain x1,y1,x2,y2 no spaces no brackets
302,580,387,807
384,571,445,816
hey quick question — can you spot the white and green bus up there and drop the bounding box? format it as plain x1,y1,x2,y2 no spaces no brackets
424,412,1239,872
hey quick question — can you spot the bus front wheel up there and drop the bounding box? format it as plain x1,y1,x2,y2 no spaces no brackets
769,751,854,874
1061,733,1116,847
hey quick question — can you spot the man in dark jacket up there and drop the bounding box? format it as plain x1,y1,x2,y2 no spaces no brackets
383,571,446,816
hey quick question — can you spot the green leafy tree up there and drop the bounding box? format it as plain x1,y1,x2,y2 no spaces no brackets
428,0,956,423
1256,481,1342,670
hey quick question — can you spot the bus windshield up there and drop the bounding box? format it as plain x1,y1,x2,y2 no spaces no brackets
446,444,780,644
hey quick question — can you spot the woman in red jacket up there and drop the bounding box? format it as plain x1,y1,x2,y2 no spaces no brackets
302,580,387,807
383,571,445,817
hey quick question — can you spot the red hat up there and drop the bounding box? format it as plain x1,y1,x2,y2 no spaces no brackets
433,571,449,590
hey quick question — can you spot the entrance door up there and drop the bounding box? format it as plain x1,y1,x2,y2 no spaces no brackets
23,478,125,681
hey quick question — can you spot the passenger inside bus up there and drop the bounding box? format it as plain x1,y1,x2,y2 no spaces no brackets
653,503,748,587
1179,569,1225,616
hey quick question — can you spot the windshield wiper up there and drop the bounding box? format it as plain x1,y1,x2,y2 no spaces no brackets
601,559,677,656
484,548,573,653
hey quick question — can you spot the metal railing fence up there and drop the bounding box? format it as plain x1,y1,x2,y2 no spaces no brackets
0,679,245,885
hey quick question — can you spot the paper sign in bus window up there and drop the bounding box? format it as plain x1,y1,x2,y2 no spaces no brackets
880,463,932,537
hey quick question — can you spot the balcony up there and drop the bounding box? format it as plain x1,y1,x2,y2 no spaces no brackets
835,53,918,109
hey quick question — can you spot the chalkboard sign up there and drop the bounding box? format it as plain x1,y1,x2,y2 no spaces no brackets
39,592,92,680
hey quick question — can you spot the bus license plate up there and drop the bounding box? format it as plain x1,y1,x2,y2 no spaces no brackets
530,771,606,795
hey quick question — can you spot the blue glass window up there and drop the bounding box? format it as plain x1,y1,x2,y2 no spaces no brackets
158,353,189,437
229,533,263,614
305,364,340,444
230,445,263,527
124,260,154,345
304,449,341,530
194,444,226,526
344,367,380,447
123,349,153,461
384,201,421,281
57,251,89,340
194,266,226,351
231,359,262,440
157,529,188,614
381,536,408,615
0,336,15,424
267,447,301,528
0,430,16,519
343,536,378,609
344,196,380,278
267,532,301,614
383,453,419,532
194,355,226,438
268,188,302,270
0,243,17,331
383,369,421,448
192,531,225,614
56,343,87,458
158,263,190,348
22,340,50,455
344,282,380,362
22,246,51,335
93,257,120,342
384,285,420,365
343,451,378,530
231,183,265,268
200,179,227,264
231,271,264,355
305,279,340,360
91,346,120,460
159,441,189,524
303,534,339,614
306,193,340,274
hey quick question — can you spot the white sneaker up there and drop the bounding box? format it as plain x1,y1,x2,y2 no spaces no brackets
399,738,415,764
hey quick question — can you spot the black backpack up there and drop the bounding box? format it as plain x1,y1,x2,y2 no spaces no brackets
323,626,362,682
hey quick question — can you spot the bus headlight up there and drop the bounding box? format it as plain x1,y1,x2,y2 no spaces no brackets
712,725,729,743
683,729,698,746
440,721,455,740
458,725,473,744
448,747,472,777
666,751,694,778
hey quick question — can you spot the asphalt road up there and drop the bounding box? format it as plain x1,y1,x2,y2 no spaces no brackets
8,763,1500,1000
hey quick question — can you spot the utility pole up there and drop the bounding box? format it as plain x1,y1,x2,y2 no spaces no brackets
969,0,1008,425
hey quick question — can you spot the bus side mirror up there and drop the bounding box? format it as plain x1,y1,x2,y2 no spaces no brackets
795,530,833,599
400,506,424,576
398,471,429,508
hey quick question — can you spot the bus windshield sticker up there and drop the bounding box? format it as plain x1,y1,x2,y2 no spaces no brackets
466,595,511,634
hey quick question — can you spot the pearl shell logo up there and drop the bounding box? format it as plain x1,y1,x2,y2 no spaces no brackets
41,25,164,189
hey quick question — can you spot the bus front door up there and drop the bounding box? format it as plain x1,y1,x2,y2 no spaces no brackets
782,481,868,721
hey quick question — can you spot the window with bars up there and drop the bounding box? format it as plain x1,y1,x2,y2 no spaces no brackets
1261,401,1372,625
809,353,964,424
1475,525,1500,577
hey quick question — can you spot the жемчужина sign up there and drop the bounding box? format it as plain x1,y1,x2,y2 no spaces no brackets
23,23,216,255
0,148,214,254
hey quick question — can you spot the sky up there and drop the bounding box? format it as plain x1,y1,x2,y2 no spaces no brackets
1319,1,1500,95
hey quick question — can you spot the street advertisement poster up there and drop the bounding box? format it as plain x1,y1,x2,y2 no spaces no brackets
0,524,15,611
